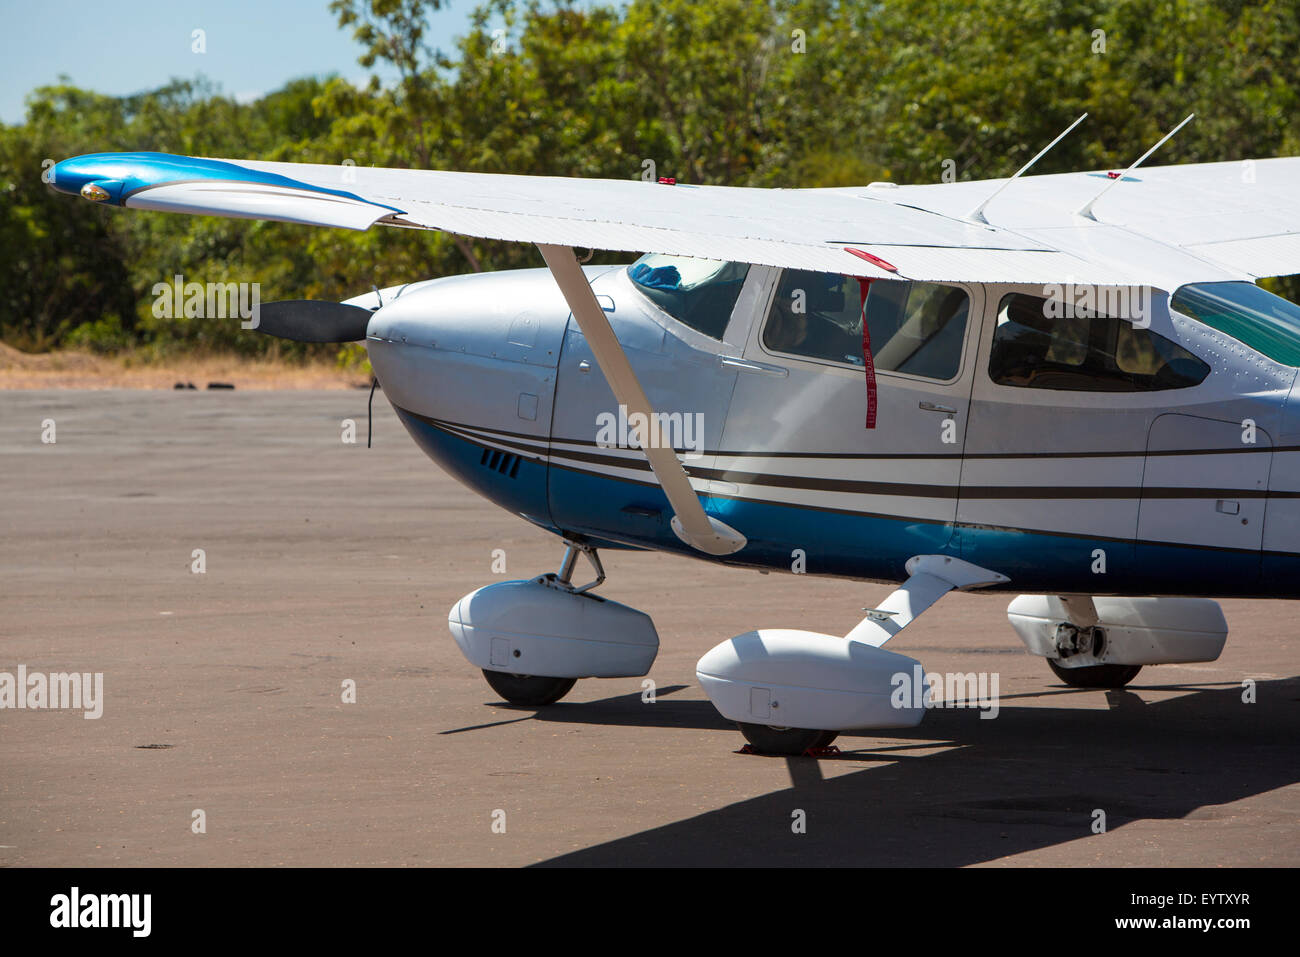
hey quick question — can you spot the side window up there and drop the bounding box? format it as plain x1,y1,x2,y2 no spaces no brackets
627,254,750,340
762,270,969,380
989,292,1209,391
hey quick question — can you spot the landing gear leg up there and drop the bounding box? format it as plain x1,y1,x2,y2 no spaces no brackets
697,556,1010,755
537,538,605,594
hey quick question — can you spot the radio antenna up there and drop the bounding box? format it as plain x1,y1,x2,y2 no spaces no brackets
967,113,1088,224
1076,113,1194,220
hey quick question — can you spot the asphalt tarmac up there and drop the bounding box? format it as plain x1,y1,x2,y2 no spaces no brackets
2,390,1296,866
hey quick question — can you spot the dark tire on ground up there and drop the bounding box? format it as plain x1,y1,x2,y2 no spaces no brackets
810,729,841,749
737,723,839,755
1047,658,1143,688
482,670,577,706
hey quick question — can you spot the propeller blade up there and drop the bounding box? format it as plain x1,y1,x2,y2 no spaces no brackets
254,300,373,343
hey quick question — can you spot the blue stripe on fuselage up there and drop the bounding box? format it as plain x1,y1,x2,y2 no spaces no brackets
402,409,1277,598
393,405,553,527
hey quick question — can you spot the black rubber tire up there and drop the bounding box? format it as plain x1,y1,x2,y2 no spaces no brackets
1047,658,1143,688
810,729,840,749
482,670,577,706
737,723,839,755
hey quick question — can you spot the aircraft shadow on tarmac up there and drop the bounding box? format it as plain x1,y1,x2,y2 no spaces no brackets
448,677,1298,866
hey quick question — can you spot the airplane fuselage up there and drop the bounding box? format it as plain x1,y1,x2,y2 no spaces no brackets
365,261,1300,601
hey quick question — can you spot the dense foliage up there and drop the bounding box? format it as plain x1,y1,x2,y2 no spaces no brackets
3,0,1298,356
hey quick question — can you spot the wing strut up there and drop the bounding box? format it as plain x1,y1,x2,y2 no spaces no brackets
536,244,746,556
845,555,1009,647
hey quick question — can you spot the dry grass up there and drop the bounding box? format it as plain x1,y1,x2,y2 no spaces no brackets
0,343,369,390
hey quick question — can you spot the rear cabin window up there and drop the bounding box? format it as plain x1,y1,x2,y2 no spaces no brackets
627,254,749,340
762,271,969,380
989,292,1209,391
1171,281,1300,367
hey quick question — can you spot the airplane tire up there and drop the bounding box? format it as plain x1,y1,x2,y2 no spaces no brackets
482,670,577,706
737,723,839,755
1047,659,1142,688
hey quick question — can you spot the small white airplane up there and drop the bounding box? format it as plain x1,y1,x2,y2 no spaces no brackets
48,118,1300,753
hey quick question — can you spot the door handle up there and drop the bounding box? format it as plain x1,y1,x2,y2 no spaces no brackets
919,401,957,414
720,355,789,377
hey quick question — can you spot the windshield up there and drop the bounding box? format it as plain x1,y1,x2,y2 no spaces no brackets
1171,281,1300,366
627,254,749,339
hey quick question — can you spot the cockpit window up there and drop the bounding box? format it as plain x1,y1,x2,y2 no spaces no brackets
1171,281,1300,366
627,254,749,340
762,271,969,380
990,292,1209,391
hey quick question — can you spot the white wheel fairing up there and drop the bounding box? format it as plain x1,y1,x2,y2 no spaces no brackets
1007,595,1228,666
697,629,927,732
448,579,659,679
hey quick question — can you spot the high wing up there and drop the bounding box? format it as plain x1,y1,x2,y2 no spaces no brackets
51,151,1300,289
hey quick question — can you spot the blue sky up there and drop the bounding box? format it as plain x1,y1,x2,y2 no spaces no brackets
0,0,490,124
